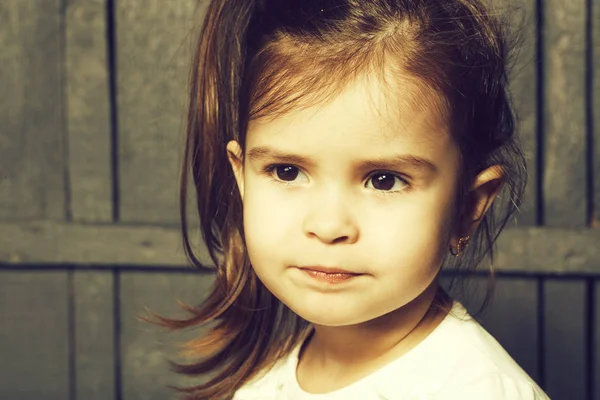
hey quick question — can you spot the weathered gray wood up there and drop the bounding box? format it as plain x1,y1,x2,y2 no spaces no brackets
65,0,113,222
478,278,539,382
595,281,600,400
593,0,600,227
0,220,210,267
543,280,587,399
439,273,489,315
492,227,600,273
442,275,539,382
116,0,199,223
505,0,538,226
1,221,600,273
0,0,66,220
0,271,70,399
120,271,215,400
74,270,115,400
542,0,587,227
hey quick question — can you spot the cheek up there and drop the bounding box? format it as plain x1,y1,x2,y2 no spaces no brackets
365,192,456,272
241,180,295,263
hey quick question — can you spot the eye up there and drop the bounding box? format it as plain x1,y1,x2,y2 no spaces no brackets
366,172,409,192
264,164,308,183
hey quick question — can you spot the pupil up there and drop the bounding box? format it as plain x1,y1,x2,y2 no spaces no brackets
373,174,394,190
277,166,298,181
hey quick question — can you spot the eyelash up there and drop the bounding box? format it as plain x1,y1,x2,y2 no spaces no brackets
262,164,411,194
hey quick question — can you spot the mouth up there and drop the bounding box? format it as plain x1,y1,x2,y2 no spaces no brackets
297,266,363,284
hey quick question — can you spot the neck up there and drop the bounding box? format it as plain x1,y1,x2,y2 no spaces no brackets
301,282,448,371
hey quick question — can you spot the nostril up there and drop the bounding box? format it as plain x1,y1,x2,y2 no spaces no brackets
331,236,350,244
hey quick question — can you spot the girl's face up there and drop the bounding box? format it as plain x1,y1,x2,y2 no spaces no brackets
228,76,462,326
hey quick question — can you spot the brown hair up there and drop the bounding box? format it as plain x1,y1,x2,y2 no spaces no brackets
154,0,526,398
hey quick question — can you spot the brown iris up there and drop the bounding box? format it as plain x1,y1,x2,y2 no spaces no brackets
371,174,396,191
275,166,299,181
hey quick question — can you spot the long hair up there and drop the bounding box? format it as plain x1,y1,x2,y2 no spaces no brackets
155,1,526,398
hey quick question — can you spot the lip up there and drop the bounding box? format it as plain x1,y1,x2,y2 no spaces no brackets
299,266,358,274
297,266,363,284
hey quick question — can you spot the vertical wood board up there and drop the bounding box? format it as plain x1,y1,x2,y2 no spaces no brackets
119,271,215,400
74,270,115,400
542,0,587,227
0,0,66,220
116,0,200,223
595,280,600,400
593,0,600,226
543,279,587,399
505,0,538,226
477,277,540,383
0,271,70,400
65,0,113,222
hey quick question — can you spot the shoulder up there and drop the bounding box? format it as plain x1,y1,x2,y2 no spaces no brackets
376,302,550,399
434,303,549,398
232,349,296,400
444,308,538,375
435,372,550,400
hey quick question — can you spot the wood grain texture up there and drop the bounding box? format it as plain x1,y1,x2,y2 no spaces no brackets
478,278,540,382
543,279,587,399
595,281,600,400
116,0,200,223
0,0,66,220
593,0,600,227
505,0,538,226
119,271,215,400
1,221,600,273
542,0,587,227
74,270,115,400
0,271,70,399
0,220,210,267
65,0,113,222
492,227,600,273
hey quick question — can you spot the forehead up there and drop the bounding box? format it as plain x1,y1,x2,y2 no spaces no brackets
246,73,451,151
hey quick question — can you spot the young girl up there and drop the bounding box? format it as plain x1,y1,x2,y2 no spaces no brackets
160,0,550,399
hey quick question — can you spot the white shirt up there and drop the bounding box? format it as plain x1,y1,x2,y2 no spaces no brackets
233,302,550,400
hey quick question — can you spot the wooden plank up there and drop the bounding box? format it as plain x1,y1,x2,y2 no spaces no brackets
595,281,600,400
542,0,587,227
442,274,539,382
74,270,115,400
65,0,113,222
1,222,600,273
588,281,600,400
0,220,210,267
505,0,538,226
0,271,70,399
116,0,199,223
543,279,587,399
478,278,539,382
119,271,215,400
492,227,600,273
439,273,489,314
0,0,66,220
593,0,600,227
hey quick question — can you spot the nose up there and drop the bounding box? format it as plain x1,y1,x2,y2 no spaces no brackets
302,188,359,244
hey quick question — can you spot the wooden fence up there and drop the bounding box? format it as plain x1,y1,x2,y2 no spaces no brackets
0,0,599,399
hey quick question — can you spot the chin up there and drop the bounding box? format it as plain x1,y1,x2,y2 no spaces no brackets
298,313,359,327
287,302,372,327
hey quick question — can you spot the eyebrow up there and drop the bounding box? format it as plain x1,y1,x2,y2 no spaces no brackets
246,145,437,173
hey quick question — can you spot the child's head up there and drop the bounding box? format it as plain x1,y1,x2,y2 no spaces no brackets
178,0,525,396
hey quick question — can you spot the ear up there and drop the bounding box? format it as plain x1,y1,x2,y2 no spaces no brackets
455,164,505,241
226,140,245,200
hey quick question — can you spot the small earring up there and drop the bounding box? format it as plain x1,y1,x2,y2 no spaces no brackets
449,236,470,256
